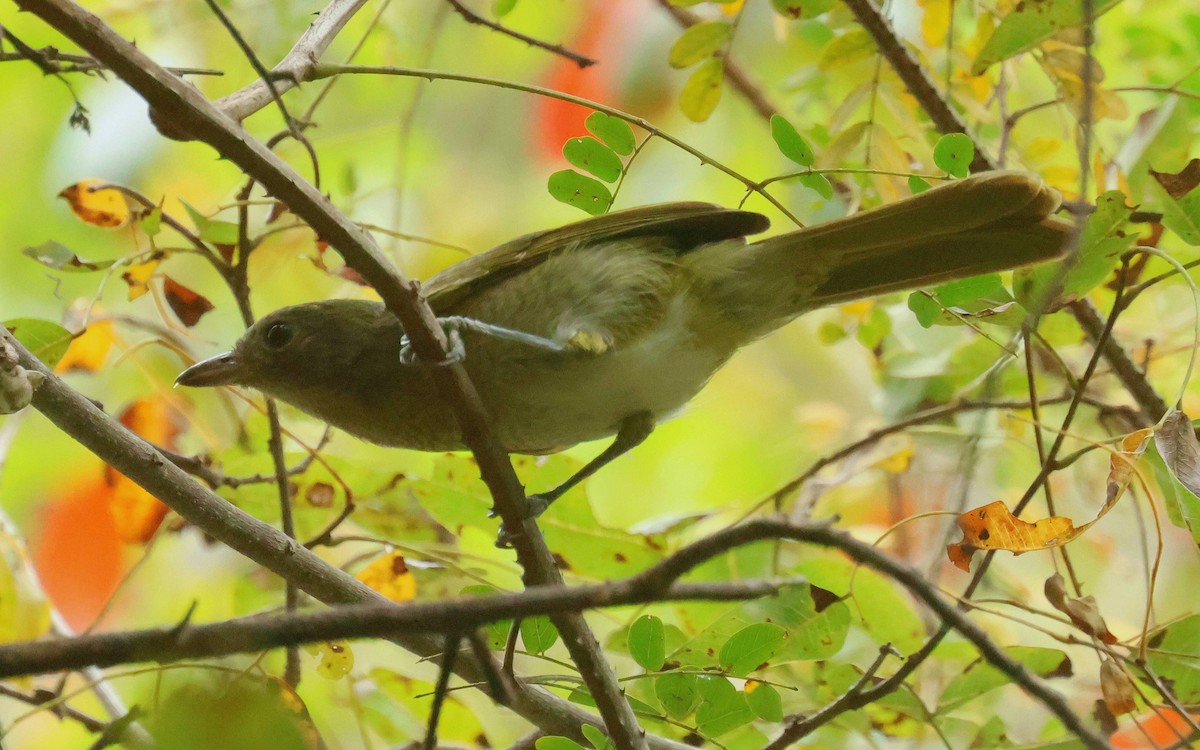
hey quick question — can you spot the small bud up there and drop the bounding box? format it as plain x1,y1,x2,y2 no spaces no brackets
0,340,45,414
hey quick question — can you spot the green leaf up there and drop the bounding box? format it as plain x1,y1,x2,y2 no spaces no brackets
679,58,724,123
972,0,1123,75
744,681,783,722
1148,441,1200,542
695,676,755,736
547,170,613,216
141,206,163,237
580,724,613,750
770,115,814,167
908,175,932,194
520,616,558,654
798,173,832,199
668,21,732,68
908,291,942,328
1146,614,1200,702
819,28,874,70
562,137,623,183
771,0,834,19
939,646,1071,711
585,112,636,156
21,241,115,272
655,672,700,719
671,583,848,669
4,319,73,369
493,0,518,17
629,615,666,671
933,133,974,178
535,738,587,750
181,199,239,245
1014,190,1135,310
719,623,787,675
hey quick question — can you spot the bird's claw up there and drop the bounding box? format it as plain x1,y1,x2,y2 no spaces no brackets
400,316,567,369
398,323,466,368
493,492,555,548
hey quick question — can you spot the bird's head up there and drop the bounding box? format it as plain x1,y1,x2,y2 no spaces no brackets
176,299,401,400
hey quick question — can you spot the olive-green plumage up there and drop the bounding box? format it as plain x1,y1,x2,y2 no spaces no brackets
178,172,1069,461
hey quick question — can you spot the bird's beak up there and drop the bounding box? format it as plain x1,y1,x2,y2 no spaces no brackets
175,351,243,388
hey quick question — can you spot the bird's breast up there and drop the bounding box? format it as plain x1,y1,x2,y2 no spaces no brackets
469,293,733,453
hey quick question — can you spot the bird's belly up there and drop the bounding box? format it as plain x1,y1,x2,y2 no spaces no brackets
477,319,729,453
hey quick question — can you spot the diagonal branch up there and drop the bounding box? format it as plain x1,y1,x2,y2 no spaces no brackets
9,0,648,745
213,0,368,125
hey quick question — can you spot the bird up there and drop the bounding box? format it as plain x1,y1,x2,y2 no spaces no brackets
177,171,1069,521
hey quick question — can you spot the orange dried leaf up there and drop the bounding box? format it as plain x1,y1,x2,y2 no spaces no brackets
104,398,180,543
55,321,114,374
58,179,130,228
946,501,1081,572
161,275,215,327
1107,427,1153,506
356,551,416,603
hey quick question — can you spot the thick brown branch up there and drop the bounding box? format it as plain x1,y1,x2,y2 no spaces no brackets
0,582,777,678
5,1,649,743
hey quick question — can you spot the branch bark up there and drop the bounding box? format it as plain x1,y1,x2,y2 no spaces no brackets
0,581,778,678
9,0,649,745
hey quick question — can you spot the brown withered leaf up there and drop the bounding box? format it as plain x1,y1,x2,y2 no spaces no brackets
161,275,215,327
1153,410,1200,499
1150,158,1200,200
1044,573,1118,644
1099,658,1136,715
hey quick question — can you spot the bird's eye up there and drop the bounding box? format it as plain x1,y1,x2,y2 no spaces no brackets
264,323,294,349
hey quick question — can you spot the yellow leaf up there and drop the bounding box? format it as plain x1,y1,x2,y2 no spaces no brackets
946,501,1080,572
356,551,417,603
58,179,130,228
873,445,913,474
314,641,354,680
919,0,950,46
122,259,159,301
0,521,51,645
55,320,115,374
679,59,724,122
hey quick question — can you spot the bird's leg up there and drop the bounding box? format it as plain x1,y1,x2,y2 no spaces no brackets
399,316,567,366
497,412,655,546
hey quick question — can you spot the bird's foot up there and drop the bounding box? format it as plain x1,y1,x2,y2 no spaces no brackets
494,491,560,548
399,316,567,367
398,321,466,367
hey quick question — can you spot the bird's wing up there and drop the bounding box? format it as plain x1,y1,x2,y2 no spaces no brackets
424,202,769,313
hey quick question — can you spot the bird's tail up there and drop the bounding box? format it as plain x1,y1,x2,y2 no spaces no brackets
692,171,1071,339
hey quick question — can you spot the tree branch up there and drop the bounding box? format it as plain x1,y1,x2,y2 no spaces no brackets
6,2,651,744
0,581,778,678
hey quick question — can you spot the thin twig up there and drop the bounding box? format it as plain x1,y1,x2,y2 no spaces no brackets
443,0,594,69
